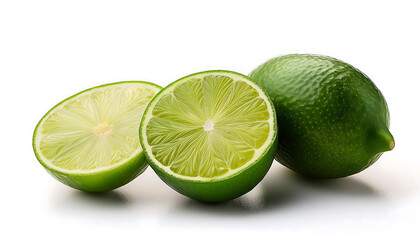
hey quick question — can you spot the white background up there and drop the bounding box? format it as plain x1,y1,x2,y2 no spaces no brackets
1,0,419,239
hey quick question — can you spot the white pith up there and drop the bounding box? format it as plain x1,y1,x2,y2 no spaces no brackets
203,119,214,131
141,72,276,181
34,82,161,175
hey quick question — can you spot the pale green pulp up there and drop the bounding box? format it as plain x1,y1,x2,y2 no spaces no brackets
37,85,156,171
145,75,271,178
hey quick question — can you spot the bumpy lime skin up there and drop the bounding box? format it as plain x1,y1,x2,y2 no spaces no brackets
33,81,161,192
250,54,394,178
140,70,278,202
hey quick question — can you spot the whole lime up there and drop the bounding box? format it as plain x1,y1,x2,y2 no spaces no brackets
250,54,394,178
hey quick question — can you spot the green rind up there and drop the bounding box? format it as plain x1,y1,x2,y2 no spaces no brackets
140,70,278,202
33,81,162,192
250,54,393,178
44,153,148,192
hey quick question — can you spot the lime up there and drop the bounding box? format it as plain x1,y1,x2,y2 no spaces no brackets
250,54,394,178
140,70,277,202
33,81,162,192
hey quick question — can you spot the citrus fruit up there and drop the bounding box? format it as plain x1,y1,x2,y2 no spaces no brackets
33,81,162,192
250,54,394,178
140,70,277,202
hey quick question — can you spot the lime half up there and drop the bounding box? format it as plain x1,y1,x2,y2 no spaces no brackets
33,81,161,192
140,71,277,202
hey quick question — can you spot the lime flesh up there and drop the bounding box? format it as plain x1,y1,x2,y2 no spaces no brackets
140,71,277,202
33,81,161,192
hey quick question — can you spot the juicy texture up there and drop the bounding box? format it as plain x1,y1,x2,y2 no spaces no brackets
38,85,156,171
145,75,270,178
250,54,393,178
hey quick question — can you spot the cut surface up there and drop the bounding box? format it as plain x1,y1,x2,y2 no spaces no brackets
34,82,161,173
141,71,276,180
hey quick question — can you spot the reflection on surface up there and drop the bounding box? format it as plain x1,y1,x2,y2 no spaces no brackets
72,190,129,205
50,164,385,218
176,191,266,216
51,188,130,210
260,165,383,210
50,187,138,223
169,164,384,215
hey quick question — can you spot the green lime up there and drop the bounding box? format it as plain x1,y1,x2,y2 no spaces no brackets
250,54,394,178
140,70,277,202
33,81,162,192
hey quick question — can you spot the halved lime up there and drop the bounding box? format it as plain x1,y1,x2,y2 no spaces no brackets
33,81,162,192
140,71,277,202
